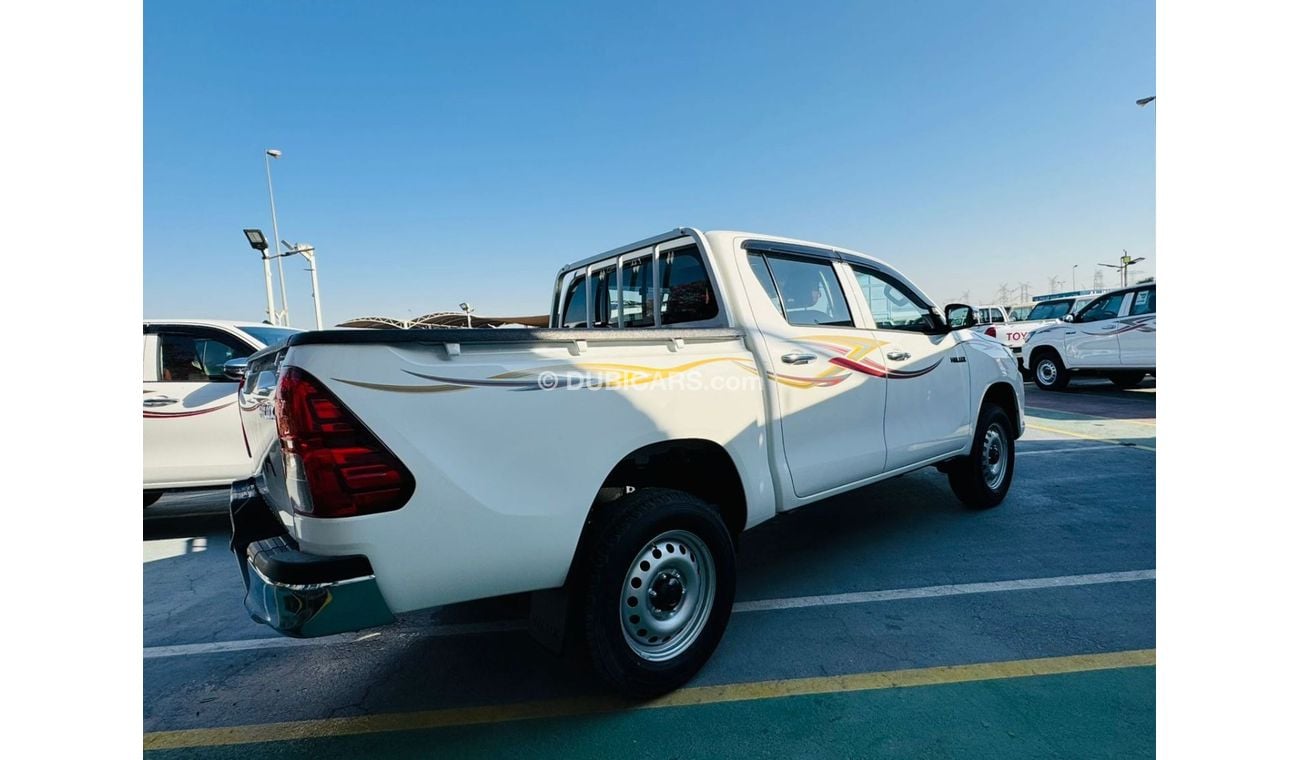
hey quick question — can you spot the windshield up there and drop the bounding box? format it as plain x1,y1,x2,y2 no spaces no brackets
239,325,301,348
1025,300,1074,321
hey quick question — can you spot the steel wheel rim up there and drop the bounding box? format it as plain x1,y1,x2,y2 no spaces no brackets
1036,359,1057,385
620,529,716,662
981,423,1009,490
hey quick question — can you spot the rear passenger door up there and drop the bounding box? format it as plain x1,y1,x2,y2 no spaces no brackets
848,266,971,470
1119,286,1156,367
740,246,889,497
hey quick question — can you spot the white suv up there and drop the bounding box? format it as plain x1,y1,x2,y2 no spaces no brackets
1020,283,1156,391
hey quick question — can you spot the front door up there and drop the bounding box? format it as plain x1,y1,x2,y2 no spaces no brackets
143,325,255,487
740,248,889,498
1065,291,1131,367
849,266,972,469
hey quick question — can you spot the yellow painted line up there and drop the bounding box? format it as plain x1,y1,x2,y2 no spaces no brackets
1026,422,1157,452
143,649,1154,751
1026,406,1157,427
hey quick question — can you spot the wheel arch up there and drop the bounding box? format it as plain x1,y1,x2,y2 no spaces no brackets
978,381,1021,438
566,439,747,578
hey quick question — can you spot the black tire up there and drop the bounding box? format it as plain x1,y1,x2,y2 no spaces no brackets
1107,372,1146,389
1031,350,1071,391
144,490,163,508
578,487,736,698
947,404,1015,509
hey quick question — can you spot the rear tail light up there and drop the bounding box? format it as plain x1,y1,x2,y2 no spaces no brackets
275,367,415,518
984,327,998,337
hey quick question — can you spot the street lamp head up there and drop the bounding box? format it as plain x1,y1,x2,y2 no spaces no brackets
1136,96,1156,107
243,228,269,251
266,149,282,158
459,302,473,312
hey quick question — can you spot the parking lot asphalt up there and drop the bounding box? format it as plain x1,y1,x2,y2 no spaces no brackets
143,377,1155,758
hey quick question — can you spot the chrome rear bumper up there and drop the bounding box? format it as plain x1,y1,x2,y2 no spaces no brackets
230,479,394,638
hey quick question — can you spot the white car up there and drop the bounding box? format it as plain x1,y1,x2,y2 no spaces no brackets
1020,283,1156,391
227,228,1025,696
143,319,300,505
981,295,1095,357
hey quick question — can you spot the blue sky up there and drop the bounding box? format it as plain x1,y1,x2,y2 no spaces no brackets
144,0,1154,325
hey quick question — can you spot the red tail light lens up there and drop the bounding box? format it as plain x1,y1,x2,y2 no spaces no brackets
984,327,998,337
275,367,414,518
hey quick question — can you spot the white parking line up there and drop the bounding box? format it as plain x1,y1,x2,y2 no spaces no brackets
1017,445,1129,457
143,569,1155,659
732,569,1155,613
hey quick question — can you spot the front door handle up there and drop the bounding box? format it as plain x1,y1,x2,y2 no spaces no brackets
143,396,178,407
886,351,911,361
781,352,817,365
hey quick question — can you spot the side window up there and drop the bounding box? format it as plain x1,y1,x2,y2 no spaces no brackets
1075,292,1127,323
762,254,853,327
990,310,1005,324
853,267,932,332
658,246,719,325
157,331,252,382
746,254,783,313
561,276,588,328
1130,287,1156,316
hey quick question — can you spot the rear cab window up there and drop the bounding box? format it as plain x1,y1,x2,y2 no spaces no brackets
558,241,723,328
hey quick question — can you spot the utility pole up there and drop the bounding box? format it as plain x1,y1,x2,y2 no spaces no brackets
1048,275,1064,294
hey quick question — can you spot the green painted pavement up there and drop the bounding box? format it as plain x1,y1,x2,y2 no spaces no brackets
149,666,1154,759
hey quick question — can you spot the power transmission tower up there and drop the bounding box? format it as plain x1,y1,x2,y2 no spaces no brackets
995,283,1011,305
1018,282,1031,302
1093,269,1105,289
1047,275,1064,293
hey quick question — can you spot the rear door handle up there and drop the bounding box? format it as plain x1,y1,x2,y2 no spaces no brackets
781,352,817,365
886,351,911,361
143,396,177,407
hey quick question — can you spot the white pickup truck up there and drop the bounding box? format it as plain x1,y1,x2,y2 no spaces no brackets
229,228,1024,696
143,320,300,505
1021,283,1156,390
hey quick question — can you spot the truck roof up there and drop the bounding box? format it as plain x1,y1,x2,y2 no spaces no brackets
559,228,937,309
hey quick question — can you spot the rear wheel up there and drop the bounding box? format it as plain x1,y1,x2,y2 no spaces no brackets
578,487,736,698
947,405,1015,509
144,490,163,508
1107,372,1146,388
1032,351,1071,391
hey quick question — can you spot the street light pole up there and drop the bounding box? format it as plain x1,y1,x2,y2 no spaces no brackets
301,246,324,330
281,242,325,330
1072,264,1078,292
265,149,290,326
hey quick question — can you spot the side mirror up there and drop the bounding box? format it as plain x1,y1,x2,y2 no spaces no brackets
223,357,250,381
944,303,978,331
1062,313,1076,323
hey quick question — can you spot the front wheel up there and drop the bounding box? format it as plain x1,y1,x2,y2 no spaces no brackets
579,487,736,698
1032,352,1071,391
947,405,1016,509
